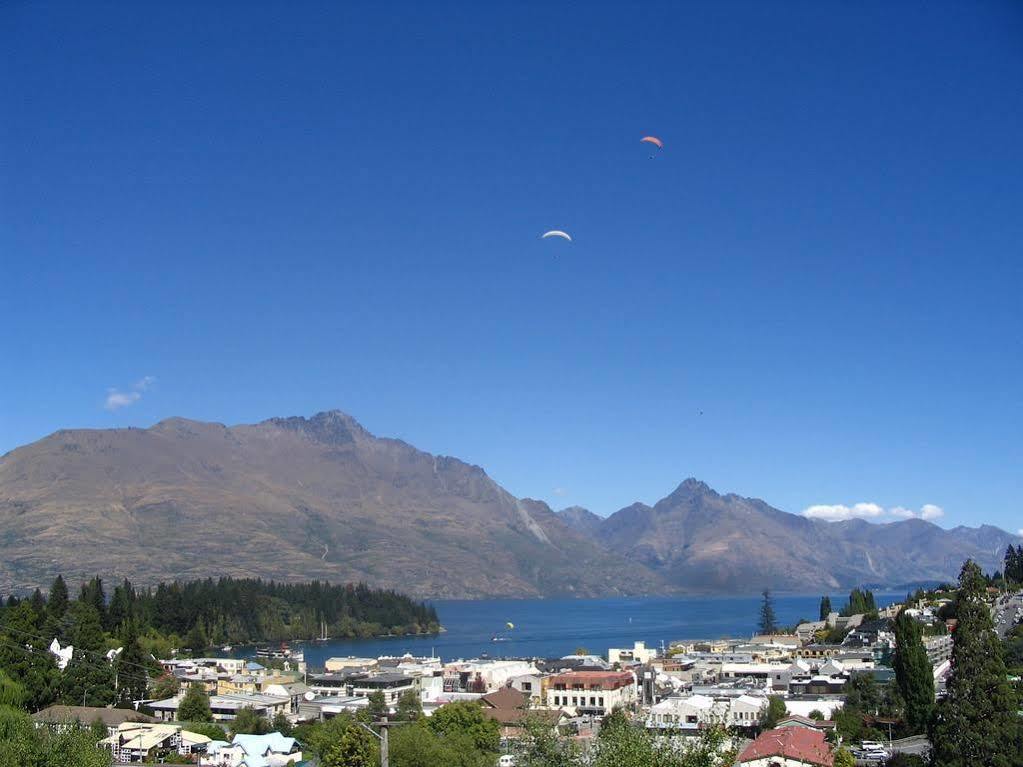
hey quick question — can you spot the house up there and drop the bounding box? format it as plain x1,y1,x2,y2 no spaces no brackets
646,693,766,730
775,715,837,733
508,673,545,704
98,722,212,763
31,705,156,735
149,692,291,722
201,732,302,767
546,670,636,716
737,726,834,767
608,641,657,666
478,687,566,738
646,694,723,730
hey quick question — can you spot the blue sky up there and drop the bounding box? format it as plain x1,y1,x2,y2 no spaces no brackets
2,1,1021,532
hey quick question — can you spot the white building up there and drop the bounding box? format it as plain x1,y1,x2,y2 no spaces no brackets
546,671,637,716
508,673,545,704
608,641,657,666
201,733,302,767
444,659,538,693
325,656,378,672
646,693,767,730
99,722,211,763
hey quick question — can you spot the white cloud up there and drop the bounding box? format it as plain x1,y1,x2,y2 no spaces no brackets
552,487,568,496
104,376,156,411
802,502,884,522
803,501,945,523
104,390,141,410
1017,529,1022,537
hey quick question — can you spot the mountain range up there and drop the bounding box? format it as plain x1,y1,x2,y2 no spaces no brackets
0,410,1017,598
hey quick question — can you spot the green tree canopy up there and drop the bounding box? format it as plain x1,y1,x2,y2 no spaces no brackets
426,700,500,754
930,560,1022,766
762,696,787,729
58,650,116,707
113,619,150,708
395,688,423,722
177,684,213,723
892,609,934,734
230,706,270,736
48,576,69,622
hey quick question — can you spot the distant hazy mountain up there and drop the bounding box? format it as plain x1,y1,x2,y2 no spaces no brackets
556,506,605,538
0,412,1017,597
588,479,1019,592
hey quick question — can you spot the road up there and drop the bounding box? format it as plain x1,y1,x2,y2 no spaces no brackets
992,591,1023,639
852,736,930,766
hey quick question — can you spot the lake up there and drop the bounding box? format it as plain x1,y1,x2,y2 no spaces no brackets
272,592,901,667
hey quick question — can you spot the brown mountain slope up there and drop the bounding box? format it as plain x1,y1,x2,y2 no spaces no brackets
594,479,1019,591
0,411,664,598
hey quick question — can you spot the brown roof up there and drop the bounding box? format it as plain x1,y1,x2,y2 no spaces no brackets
738,727,834,766
482,707,566,727
776,714,837,731
32,706,156,727
481,687,528,710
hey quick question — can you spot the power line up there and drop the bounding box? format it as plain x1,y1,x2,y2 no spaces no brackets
0,622,162,678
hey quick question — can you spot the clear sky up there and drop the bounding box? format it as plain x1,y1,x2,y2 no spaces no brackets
2,1,1021,532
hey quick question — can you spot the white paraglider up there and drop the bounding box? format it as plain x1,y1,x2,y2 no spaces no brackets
541,230,572,241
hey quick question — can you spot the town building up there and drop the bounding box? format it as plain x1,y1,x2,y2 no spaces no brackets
149,692,291,722
608,641,657,666
201,732,302,767
98,722,211,763
736,726,835,767
31,706,156,735
546,670,636,716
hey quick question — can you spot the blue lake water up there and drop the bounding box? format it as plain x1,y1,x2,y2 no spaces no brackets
272,593,901,667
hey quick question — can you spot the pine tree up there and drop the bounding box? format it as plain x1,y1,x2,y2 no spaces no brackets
758,589,778,635
892,610,934,734
79,577,108,629
930,560,1022,766
114,619,150,708
48,575,69,623
819,595,832,621
64,602,105,653
58,649,116,707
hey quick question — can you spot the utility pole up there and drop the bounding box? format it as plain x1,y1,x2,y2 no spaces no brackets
358,720,398,767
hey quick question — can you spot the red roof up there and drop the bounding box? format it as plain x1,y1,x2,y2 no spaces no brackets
548,671,634,690
738,727,834,766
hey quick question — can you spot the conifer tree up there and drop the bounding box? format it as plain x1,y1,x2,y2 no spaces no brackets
930,560,1022,766
48,575,69,623
758,589,778,635
892,609,934,733
819,595,832,621
114,619,149,708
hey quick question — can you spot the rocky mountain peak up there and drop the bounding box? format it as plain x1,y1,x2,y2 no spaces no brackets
265,410,369,445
